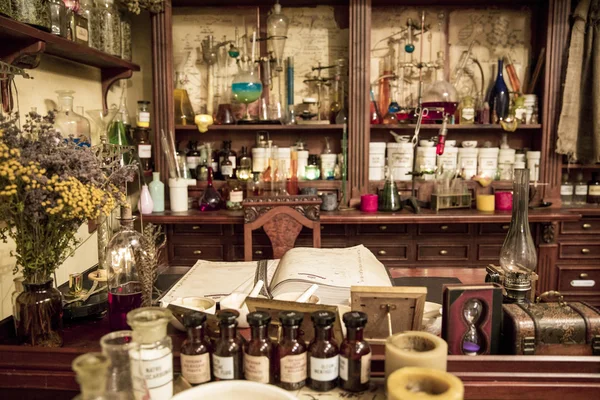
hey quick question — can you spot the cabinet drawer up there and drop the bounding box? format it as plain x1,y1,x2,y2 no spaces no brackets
559,244,600,259
418,224,469,235
173,224,223,235
308,224,347,236
232,245,273,261
557,265,600,293
479,224,511,235
357,224,408,235
478,244,502,261
560,219,600,235
363,245,408,261
172,245,224,260
417,244,470,261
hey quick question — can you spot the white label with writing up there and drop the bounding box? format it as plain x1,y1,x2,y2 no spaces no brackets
181,353,210,384
310,355,339,382
75,26,88,42
361,353,371,384
130,350,173,400
576,185,588,195
462,108,475,121
589,186,600,196
229,155,237,169
571,280,595,287
138,144,152,159
460,158,478,169
280,353,307,383
212,354,234,380
139,112,150,123
230,190,243,203
221,165,233,177
339,356,348,381
244,354,270,383
561,185,574,196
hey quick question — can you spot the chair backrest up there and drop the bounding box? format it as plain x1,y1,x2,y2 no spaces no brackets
242,195,322,261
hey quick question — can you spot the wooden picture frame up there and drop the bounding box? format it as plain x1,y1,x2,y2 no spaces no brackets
351,286,427,344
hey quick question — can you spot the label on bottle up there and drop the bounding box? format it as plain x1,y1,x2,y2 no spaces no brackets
360,353,371,384
130,350,173,400
561,185,574,196
229,155,237,169
138,144,152,159
243,354,270,383
139,111,150,123
460,157,477,169
75,26,88,42
390,154,412,168
230,190,243,203
462,108,475,121
339,356,348,381
280,353,307,383
310,355,339,382
576,184,588,196
479,158,498,169
589,186,600,196
186,156,199,169
181,353,210,384
212,354,235,380
221,165,233,177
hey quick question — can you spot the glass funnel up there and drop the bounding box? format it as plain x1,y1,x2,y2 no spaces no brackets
232,67,263,121
87,109,118,144
54,90,91,141
72,352,111,400
174,71,196,126
267,1,289,71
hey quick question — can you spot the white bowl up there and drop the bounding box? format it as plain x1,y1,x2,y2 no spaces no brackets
462,140,478,148
419,140,435,147
446,140,457,147
163,297,216,331
172,381,296,400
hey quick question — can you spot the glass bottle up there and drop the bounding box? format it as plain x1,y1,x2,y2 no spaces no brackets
49,0,67,37
118,94,131,130
213,310,244,381
237,146,252,181
308,311,339,392
79,0,99,50
11,0,51,31
382,101,400,125
244,311,274,384
72,353,110,400
100,330,136,399
305,155,321,181
106,206,143,331
276,311,307,390
108,109,128,146
459,96,475,125
136,101,151,128
186,142,200,180
489,59,510,123
127,307,173,400
266,1,289,71
54,90,91,139
181,312,212,386
378,169,401,212
588,172,600,204
226,171,243,210
94,0,121,57
339,311,371,392
174,72,196,125
220,150,234,179
148,172,165,212
560,173,573,206
120,9,132,61
198,167,223,211
574,171,588,205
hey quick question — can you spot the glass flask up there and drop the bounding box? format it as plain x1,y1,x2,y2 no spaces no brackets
108,110,128,146
378,169,401,212
489,59,510,123
127,307,173,400
244,311,274,384
308,311,339,392
339,311,371,392
267,1,289,71
276,311,307,390
213,310,245,381
181,312,212,386
174,72,196,125
49,0,67,37
232,67,263,121
87,109,118,143
422,80,459,118
106,206,144,331
461,299,483,356
72,352,110,400
499,168,537,274
100,330,136,399
215,104,235,125
54,90,91,140
198,167,223,211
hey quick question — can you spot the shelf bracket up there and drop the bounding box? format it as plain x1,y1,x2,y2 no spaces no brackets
1,40,44,113
101,68,133,110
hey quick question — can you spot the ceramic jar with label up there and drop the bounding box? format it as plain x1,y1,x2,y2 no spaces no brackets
436,146,458,173
498,148,516,180
369,142,386,181
478,147,499,179
458,148,478,179
387,142,413,181
526,151,541,181
416,146,437,180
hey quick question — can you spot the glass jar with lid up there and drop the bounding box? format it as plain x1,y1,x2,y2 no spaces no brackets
11,0,51,31
136,101,151,128
48,0,68,37
54,90,92,141
92,0,121,57
79,0,100,49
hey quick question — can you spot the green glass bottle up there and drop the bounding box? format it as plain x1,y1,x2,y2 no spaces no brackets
378,169,401,212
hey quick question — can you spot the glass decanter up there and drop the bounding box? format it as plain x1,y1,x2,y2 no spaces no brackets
174,71,196,125
232,67,263,121
72,352,111,400
461,299,483,355
106,206,144,331
489,59,510,123
198,167,223,211
54,90,91,141
100,330,136,399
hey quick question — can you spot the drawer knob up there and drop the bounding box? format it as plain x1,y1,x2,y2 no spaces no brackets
580,273,589,279
321,226,324,230
255,250,263,255
502,225,510,230
379,225,388,231
439,250,448,255
583,223,592,229
192,226,201,230
440,225,449,230
378,250,387,256
193,250,202,255
581,248,591,254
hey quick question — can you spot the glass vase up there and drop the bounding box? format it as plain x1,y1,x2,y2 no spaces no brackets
490,59,510,123
14,279,63,347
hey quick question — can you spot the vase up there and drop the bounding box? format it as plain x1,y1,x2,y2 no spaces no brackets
489,59,510,123
137,184,154,214
15,279,64,347
148,172,165,212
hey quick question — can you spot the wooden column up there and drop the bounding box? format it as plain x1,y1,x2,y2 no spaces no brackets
348,0,371,200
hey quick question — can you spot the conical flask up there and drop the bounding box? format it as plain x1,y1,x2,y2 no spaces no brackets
378,168,402,211
267,1,289,71
174,71,196,125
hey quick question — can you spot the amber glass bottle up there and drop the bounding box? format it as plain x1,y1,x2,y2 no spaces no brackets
276,311,307,390
339,311,371,392
308,311,339,392
180,312,212,385
244,311,274,384
212,310,244,380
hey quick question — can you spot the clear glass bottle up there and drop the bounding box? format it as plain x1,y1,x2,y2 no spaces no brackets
308,311,339,392
54,90,91,139
127,307,173,400
11,0,51,31
72,352,110,400
136,101,151,128
588,172,600,204
100,330,136,399
244,311,274,384
339,311,371,392
276,311,307,390
226,171,243,210
213,310,244,381
574,171,588,205
120,9,132,61
181,312,212,386
305,155,321,181
94,0,121,57
560,172,574,206
49,0,67,37
79,0,99,49
174,71,196,125
11,276,24,333
106,206,143,331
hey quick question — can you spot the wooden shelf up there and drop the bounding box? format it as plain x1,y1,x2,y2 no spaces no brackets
190,179,342,191
175,124,345,132
372,124,542,130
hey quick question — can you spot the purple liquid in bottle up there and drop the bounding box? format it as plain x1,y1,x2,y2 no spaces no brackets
108,281,142,330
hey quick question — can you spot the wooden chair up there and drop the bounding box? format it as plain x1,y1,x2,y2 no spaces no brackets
242,195,322,261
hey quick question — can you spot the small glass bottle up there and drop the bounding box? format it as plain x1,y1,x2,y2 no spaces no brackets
305,155,321,181
308,311,339,392
244,311,274,384
49,0,68,37
136,101,151,128
181,312,212,386
72,352,110,400
54,90,91,139
459,96,475,125
226,171,244,211
198,167,223,211
574,171,588,205
588,172,600,204
560,173,574,206
213,310,244,381
237,146,252,181
339,311,371,392
11,276,24,333
276,311,307,390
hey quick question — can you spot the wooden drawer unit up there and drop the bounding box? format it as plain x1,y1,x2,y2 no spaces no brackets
172,245,224,261
479,224,511,235
559,244,600,260
478,244,502,261
560,218,600,235
356,224,408,235
173,224,223,236
557,265,600,294
418,224,469,235
417,244,470,261
232,245,273,261
363,244,409,261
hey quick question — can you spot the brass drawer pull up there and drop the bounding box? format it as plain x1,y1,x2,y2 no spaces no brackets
255,250,263,255
583,223,592,229
581,248,591,254
379,225,388,231
192,226,201,230
378,250,387,256
321,226,324,230
502,225,510,230
193,250,202,255
580,273,589,279
440,225,449,230
439,250,448,255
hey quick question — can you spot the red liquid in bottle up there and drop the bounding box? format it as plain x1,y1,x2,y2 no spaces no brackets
108,281,143,330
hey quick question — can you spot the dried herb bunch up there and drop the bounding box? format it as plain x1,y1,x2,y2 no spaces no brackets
122,0,164,14
134,223,165,306
0,111,135,283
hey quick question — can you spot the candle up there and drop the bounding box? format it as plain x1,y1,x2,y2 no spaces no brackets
476,194,495,212
385,331,448,380
495,191,513,211
361,194,378,212
387,367,464,400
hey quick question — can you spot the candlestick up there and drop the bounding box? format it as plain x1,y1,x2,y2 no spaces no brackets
385,331,448,380
387,367,464,400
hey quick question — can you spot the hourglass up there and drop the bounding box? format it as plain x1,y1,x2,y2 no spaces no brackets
461,298,483,355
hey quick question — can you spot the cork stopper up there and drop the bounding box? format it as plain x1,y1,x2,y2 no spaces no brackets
120,205,133,220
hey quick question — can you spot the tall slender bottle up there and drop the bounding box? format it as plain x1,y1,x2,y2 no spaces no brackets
489,59,510,123
308,311,339,392
276,311,307,390
213,310,245,381
244,311,274,384
181,312,212,386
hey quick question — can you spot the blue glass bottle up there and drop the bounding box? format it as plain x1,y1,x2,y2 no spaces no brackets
148,172,165,212
490,59,509,123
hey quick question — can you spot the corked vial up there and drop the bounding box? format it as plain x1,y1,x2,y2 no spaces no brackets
339,311,372,392
276,311,308,390
244,311,275,384
308,310,339,392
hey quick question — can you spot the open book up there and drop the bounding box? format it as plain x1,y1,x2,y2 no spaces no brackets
160,245,392,307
